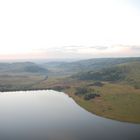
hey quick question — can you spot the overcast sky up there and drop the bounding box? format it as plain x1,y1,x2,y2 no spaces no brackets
0,0,140,60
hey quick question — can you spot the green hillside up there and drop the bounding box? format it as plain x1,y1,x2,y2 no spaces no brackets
74,61,140,88
59,60,140,123
43,57,140,76
0,62,48,75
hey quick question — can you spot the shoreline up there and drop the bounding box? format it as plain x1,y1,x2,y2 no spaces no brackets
0,87,140,124
64,88,140,124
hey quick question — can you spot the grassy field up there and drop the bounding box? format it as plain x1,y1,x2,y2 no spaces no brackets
0,74,48,91
64,81,140,123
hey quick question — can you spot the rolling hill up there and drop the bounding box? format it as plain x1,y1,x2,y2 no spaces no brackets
43,57,140,76
73,61,140,88
0,62,48,75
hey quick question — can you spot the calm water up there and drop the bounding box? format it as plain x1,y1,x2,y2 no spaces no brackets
0,90,139,140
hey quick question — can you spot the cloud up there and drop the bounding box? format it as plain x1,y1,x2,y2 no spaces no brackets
131,45,140,50
42,46,84,53
1,44,140,60
49,45,109,53
89,46,109,50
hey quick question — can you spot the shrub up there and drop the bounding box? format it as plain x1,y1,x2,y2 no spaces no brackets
84,93,100,100
93,82,104,87
75,87,88,95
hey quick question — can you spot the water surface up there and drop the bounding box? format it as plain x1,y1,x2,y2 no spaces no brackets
0,90,139,140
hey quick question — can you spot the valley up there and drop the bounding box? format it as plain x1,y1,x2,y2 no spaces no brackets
0,57,140,123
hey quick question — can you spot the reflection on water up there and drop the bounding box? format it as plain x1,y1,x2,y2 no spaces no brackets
0,90,139,140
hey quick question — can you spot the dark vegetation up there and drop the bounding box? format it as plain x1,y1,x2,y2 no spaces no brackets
48,85,70,92
84,93,100,100
24,65,47,73
75,66,127,81
75,87,100,100
90,82,104,87
73,61,140,89
75,87,88,95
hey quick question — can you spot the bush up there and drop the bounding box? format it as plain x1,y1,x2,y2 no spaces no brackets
84,93,100,100
75,87,88,95
93,82,104,87
134,84,140,89
51,86,64,91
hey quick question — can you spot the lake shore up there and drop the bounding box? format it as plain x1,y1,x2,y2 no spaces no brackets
0,76,140,124
63,82,140,124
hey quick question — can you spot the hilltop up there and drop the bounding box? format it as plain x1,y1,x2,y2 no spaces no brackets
74,61,140,88
0,62,48,75
42,57,140,76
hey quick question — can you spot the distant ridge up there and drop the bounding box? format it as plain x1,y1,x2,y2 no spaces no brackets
0,62,48,75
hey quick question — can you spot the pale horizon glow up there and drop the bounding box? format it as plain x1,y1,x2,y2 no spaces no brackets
0,0,140,60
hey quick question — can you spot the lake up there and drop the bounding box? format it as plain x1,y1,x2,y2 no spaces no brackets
0,90,139,140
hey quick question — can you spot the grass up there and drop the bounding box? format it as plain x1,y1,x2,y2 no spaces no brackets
64,82,140,123
0,74,47,91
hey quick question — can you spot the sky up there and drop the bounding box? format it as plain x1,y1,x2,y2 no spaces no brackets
0,0,140,60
